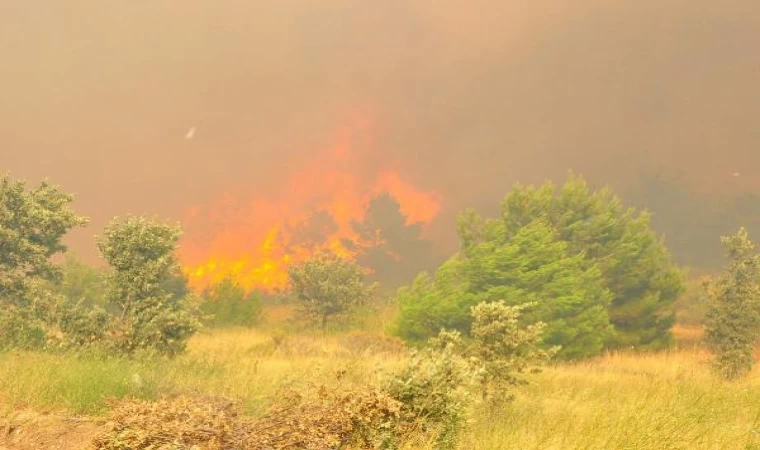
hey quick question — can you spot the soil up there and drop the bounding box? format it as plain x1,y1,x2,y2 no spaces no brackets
0,409,101,450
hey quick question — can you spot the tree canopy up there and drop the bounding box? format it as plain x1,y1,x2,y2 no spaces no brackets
288,250,376,329
0,175,88,348
98,216,199,355
395,174,685,358
0,175,88,303
396,220,612,359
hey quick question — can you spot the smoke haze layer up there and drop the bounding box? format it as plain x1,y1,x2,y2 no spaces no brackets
2,0,759,265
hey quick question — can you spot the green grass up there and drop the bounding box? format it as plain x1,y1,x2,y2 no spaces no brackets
1,329,759,449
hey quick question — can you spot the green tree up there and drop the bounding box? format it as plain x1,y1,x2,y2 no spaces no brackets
287,251,376,329
489,174,684,349
394,257,474,342
200,277,263,328
704,227,760,379
396,220,612,359
0,175,88,348
97,216,200,356
0,175,88,303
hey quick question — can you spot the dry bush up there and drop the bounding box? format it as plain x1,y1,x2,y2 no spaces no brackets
92,385,405,450
92,395,249,450
251,386,401,449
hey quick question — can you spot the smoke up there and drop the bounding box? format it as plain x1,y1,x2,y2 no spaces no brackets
1,0,759,263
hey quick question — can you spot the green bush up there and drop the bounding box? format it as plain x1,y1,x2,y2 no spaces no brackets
469,301,555,402
384,330,473,450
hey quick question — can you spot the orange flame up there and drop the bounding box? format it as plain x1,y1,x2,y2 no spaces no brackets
178,122,442,292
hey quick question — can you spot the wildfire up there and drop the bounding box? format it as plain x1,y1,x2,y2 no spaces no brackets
178,123,442,292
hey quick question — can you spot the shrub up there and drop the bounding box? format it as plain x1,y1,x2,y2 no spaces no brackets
704,227,760,379
384,330,473,450
469,301,556,402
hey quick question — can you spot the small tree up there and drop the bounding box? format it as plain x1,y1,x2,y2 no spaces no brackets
0,175,88,303
97,216,200,356
0,175,88,349
287,251,376,329
469,301,555,402
704,227,760,379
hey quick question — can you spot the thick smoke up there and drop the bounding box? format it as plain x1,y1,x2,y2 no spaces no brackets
1,0,759,264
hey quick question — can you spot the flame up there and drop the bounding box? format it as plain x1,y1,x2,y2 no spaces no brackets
178,122,442,292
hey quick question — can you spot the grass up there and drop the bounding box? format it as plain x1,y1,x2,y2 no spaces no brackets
1,328,759,449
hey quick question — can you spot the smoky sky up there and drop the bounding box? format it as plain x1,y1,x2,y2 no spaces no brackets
2,0,759,262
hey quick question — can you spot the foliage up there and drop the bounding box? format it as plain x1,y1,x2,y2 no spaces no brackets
97,216,200,356
492,174,685,349
0,306,47,351
461,220,613,359
0,175,88,349
161,271,191,300
704,227,760,379
200,277,263,328
50,255,107,308
397,173,683,354
393,257,474,342
396,220,613,359
384,330,473,450
288,250,377,329
469,301,555,402
0,175,89,302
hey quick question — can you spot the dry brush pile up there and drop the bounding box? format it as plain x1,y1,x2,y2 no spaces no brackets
92,386,403,450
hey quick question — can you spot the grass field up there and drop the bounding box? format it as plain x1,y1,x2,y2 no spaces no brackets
1,326,759,449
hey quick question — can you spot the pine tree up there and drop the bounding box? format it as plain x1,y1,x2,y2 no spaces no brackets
704,227,760,379
495,174,684,349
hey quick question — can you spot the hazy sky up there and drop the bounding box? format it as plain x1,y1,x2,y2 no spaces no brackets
2,0,759,261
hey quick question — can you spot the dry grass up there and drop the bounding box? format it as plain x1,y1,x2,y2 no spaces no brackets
1,329,759,449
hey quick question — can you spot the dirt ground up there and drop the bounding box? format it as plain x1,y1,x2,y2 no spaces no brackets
0,409,100,450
